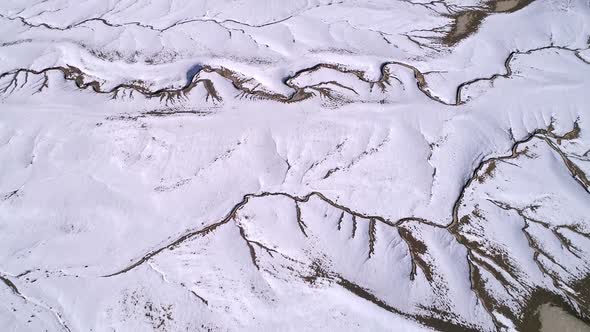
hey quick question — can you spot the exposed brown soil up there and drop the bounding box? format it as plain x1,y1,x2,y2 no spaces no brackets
398,227,434,282
442,11,488,46
337,277,481,332
517,280,590,332
442,0,535,46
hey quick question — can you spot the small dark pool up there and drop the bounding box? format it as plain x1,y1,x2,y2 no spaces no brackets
186,64,204,84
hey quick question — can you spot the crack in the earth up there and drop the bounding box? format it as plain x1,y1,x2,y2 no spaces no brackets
0,1,345,32
397,226,434,282
19,116,583,331
0,272,72,332
102,191,406,278
446,120,590,329
485,199,590,315
455,45,590,105
337,275,482,332
1,44,586,105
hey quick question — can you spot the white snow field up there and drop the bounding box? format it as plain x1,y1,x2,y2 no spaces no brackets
1,0,590,331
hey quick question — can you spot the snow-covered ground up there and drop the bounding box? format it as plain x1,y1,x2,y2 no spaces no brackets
1,0,589,331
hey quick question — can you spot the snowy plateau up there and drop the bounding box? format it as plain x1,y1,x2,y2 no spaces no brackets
1,0,590,331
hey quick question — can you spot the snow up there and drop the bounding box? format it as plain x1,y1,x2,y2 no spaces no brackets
1,0,590,331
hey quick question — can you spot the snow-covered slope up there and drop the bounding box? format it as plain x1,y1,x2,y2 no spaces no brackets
1,0,589,331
